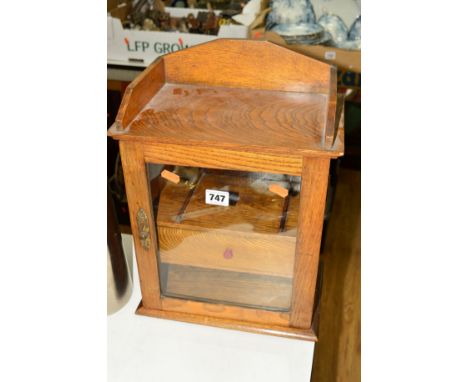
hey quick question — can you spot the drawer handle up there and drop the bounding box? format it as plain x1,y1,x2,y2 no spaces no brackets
223,248,233,259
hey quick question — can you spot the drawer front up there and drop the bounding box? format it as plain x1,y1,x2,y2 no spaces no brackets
158,226,296,278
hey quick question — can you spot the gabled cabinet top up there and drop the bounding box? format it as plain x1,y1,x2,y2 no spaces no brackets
108,39,344,158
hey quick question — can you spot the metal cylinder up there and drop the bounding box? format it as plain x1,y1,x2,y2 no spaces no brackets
107,188,132,315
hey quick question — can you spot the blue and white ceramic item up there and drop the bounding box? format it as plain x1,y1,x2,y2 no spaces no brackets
266,0,329,45
348,15,361,41
318,14,348,48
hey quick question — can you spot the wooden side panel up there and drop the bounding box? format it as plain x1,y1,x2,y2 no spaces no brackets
161,296,290,326
115,58,165,130
290,157,330,328
329,104,345,155
119,141,162,309
324,96,345,149
335,95,345,145
323,67,338,148
164,39,332,94
143,143,303,176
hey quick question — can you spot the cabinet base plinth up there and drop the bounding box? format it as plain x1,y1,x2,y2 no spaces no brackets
136,301,317,341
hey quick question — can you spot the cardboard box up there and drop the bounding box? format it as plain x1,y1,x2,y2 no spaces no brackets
107,7,249,66
250,29,360,73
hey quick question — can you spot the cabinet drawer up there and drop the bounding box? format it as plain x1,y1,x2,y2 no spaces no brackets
158,226,296,278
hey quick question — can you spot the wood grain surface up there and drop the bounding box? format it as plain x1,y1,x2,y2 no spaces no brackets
164,39,332,94
158,226,296,278
119,141,162,309
324,67,338,148
121,83,334,156
290,157,330,328
136,302,317,341
156,171,297,276
329,94,345,148
115,58,165,130
160,295,290,326
108,39,344,158
143,143,304,176
311,169,361,382
157,172,299,235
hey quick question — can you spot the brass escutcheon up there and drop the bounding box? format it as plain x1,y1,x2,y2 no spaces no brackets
136,208,151,250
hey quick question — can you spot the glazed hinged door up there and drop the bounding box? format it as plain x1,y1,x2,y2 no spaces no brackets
147,164,302,312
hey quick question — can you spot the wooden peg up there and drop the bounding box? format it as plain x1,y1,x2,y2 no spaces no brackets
161,169,180,184
269,184,289,198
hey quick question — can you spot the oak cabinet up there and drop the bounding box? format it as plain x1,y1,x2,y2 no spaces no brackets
108,39,344,340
